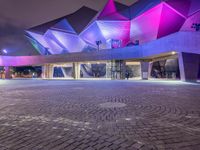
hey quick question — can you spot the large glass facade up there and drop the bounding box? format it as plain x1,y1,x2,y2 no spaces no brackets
150,58,180,79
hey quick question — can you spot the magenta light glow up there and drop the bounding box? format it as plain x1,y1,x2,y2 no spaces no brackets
98,0,116,19
157,3,186,38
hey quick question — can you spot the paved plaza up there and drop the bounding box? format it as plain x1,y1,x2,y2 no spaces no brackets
0,80,200,150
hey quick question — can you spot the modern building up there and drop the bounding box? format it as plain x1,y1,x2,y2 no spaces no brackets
0,0,200,81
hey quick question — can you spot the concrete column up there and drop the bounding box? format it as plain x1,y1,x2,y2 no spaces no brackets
42,64,53,79
178,52,200,82
73,62,80,79
120,60,126,80
106,61,111,78
4,66,11,79
148,62,153,78
141,62,150,80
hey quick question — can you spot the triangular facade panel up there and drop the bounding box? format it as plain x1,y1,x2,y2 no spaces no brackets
66,6,98,34
98,0,116,19
51,19,76,34
157,3,186,38
29,19,61,35
165,0,191,17
181,11,200,31
129,0,162,19
80,22,106,47
188,0,200,16
97,21,131,46
130,3,163,44
49,30,87,53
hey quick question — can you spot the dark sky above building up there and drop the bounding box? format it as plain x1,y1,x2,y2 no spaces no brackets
0,0,136,56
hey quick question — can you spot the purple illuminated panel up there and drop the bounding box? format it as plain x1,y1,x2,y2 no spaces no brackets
157,3,186,38
165,0,191,17
27,31,49,48
50,30,87,53
98,0,128,20
189,0,200,16
51,19,76,34
80,22,105,47
27,31,63,54
181,11,200,31
97,21,131,46
130,4,163,44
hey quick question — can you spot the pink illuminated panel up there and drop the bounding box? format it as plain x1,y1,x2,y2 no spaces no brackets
98,0,116,19
130,4,163,44
158,3,186,38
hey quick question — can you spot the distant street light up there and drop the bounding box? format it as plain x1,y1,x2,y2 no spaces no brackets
0,49,8,55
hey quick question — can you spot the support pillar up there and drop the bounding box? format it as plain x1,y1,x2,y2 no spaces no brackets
42,64,53,79
178,52,200,82
148,62,153,78
106,61,112,78
73,62,80,80
141,62,150,80
121,60,126,80
4,66,11,79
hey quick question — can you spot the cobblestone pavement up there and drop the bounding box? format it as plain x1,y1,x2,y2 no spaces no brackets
0,80,200,150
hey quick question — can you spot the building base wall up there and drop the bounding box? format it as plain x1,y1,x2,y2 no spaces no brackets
179,52,200,82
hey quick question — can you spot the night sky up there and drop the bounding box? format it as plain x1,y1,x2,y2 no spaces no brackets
0,0,136,56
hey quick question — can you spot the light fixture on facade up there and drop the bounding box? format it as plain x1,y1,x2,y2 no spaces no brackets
171,51,176,55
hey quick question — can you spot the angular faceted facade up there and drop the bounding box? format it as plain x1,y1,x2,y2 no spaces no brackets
26,0,200,55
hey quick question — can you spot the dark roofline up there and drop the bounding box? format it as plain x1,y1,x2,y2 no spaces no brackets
28,6,98,34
